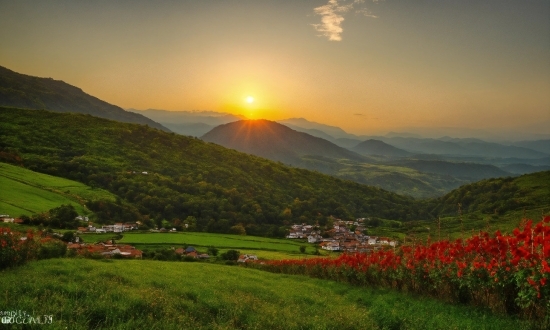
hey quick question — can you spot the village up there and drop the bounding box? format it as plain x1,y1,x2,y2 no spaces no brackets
2,213,398,261
286,217,398,253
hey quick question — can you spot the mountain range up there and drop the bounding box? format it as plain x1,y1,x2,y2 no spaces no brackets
128,108,244,137
201,120,367,166
1,65,548,199
0,66,168,131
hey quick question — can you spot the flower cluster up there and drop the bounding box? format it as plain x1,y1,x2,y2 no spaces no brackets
257,217,550,321
1,227,41,269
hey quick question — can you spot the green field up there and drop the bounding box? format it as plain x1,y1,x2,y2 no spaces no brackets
120,232,318,256
0,258,532,329
0,162,115,216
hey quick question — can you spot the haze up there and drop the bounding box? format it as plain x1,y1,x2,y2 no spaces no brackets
1,0,548,137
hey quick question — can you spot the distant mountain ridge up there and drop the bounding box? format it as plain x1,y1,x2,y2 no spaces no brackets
351,139,411,157
0,66,168,131
129,108,244,136
201,120,367,165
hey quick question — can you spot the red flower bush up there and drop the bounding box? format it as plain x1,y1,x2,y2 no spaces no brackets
254,217,550,323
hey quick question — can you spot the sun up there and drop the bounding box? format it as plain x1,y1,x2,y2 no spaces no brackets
245,96,254,104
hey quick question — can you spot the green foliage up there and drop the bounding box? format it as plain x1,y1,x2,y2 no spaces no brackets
24,204,79,229
61,231,75,243
207,246,219,256
426,172,550,217
221,249,240,261
0,108,426,236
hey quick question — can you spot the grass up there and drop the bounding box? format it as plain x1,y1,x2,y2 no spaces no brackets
0,258,533,330
120,232,318,254
0,162,116,216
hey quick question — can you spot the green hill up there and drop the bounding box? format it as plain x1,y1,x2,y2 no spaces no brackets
0,66,168,131
0,162,116,216
427,171,550,216
0,107,424,234
0,259,531,329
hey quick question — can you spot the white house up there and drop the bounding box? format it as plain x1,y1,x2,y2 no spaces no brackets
321,242,340,251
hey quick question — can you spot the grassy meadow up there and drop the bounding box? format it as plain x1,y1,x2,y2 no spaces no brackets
120,232,318,255
0,258,533,330
0,162,115,216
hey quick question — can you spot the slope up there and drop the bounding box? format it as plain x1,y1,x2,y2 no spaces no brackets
1,259,529,330
0,66,168,131
201,119,367,165
0,162,115,216
0,108,424,235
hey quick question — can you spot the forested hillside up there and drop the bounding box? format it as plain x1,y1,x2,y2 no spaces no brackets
0,66,168,131
0,108,424,236
426,171,550,216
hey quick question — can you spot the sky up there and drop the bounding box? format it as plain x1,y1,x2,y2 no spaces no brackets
0,0,549,137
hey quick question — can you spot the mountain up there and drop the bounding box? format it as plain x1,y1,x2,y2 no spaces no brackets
0,107,424,235
129,109,244,136
0,66,168,131
374,137,548,159
351,139,411,157
277,118,361,140
389,159,511,181
511,139,550,155
159,123,215,137
499,164,550,175
201,120,367,165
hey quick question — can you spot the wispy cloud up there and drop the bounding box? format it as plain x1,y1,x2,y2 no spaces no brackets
312,0,379,41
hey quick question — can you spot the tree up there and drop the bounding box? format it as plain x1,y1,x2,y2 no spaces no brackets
229,224,246,235
61,231,75,243
49,204,78,229
207,246,219,256
221,249,240,261
299,245,306,254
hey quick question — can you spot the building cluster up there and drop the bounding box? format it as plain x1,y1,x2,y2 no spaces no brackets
67,240,143,258
174,246,210,259
287,218,398,253
0,215,22,224
77,223,138,233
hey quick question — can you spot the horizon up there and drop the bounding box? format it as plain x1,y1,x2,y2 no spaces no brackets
1,1,549,138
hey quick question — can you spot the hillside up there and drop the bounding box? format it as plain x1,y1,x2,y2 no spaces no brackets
0,162,116,216
277,117,355,140
201,119,367,165
0,108,423,235
0,66,168,131
427,171,550,216
389,159,511,181
351,139,411,157
1,259,529,330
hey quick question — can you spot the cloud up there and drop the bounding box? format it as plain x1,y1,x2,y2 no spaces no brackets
311,0,379,41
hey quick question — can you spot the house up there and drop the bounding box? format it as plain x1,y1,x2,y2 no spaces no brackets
238,254,258,263
185,246,197,254
307,234,321,243
321,242,340,251
367,237,378,245
175,248,185,255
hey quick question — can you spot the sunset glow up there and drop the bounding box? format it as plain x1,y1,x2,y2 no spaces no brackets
0,1,548,138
